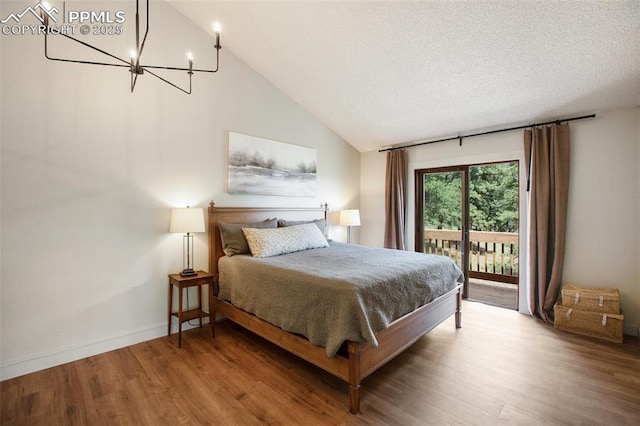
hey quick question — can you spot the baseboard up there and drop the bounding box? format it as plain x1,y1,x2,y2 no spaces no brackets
0,320,209,381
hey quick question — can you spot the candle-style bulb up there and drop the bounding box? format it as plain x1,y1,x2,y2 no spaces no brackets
40,1,51,25
130,49,137,60
187,51,193,61
212,22,222,49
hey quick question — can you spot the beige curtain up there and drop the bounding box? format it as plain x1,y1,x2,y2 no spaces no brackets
384,149,407,250
524,123,570,323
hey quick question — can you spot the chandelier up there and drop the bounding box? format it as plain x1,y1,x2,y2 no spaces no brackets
40,0,221,94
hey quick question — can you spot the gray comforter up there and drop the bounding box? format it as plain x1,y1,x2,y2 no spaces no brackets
218,242,464,357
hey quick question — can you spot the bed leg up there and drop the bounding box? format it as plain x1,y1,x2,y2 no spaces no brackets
349,384,360,414
347,342,362,414
455,287,462,329
210,288,216,339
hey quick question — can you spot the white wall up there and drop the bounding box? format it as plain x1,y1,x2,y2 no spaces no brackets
562,108,639,337
0,1,360,379
361,108,640,335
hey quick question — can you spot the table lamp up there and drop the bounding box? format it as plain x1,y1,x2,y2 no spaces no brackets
339,209,361,244
170,206,205,276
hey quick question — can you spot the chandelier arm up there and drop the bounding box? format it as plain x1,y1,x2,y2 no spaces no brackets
142,66,218,73
142,46,220,73
45,30,131,68
213,45,220,72
144,68,192,95
192,67,219,73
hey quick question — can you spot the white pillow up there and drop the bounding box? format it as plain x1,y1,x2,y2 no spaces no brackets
242,223,329,258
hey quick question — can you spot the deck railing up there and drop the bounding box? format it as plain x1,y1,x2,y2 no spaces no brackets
423,229,519,284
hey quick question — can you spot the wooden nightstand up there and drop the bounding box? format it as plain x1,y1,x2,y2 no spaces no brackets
168,270,214,348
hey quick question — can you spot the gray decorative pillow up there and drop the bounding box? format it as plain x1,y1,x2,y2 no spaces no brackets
219,218,277,256
242,223,329,258
278,218,326,237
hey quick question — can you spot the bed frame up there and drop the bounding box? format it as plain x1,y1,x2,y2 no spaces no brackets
207,201,463,414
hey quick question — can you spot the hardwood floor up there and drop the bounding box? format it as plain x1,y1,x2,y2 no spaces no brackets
2,301,639,425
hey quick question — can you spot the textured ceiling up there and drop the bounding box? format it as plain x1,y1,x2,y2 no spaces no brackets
169,0,640,152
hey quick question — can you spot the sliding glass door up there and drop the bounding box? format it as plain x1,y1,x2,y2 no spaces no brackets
416,162,519,309
415,166,469,295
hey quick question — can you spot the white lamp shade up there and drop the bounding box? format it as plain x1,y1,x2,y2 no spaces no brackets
169,207,205,233
339,209,361,227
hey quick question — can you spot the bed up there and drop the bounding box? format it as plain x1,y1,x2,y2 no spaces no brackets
207,201,464,414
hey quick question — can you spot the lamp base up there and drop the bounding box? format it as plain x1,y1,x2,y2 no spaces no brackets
180,269,197,277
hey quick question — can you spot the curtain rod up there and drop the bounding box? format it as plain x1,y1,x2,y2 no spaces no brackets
378,113,596,153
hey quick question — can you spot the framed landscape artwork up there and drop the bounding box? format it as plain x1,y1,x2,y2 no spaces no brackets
228,132,317,197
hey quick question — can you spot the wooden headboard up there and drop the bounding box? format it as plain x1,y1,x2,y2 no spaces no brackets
207,201,328,280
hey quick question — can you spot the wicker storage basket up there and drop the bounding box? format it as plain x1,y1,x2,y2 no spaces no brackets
560,284,620,314
554,304,624,343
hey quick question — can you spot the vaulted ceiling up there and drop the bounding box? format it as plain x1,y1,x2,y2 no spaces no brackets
170,0,640,152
